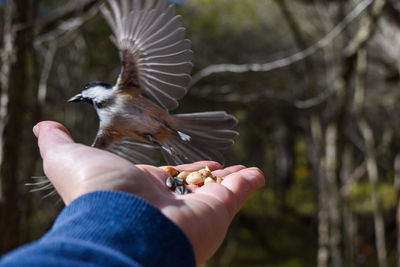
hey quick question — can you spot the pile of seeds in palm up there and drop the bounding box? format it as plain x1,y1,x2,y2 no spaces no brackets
163,166,223,195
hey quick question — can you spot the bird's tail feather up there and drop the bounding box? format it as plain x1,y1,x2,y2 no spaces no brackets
162,111,238,165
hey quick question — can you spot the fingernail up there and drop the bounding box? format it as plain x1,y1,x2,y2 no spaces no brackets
33,124,40,137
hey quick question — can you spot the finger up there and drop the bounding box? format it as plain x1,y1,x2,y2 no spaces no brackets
193,182,237,220
175,161,223,172
33,121,80,203
220,167,265,214
34,121,74,160
192,167,264,219
212,165,246,178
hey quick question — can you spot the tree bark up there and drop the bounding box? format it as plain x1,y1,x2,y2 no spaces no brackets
317,158,330,267
355,48,387,267
325,124,342,267
0,0,31,254
395,155,400,267
379,2,400,73
341,147,357,267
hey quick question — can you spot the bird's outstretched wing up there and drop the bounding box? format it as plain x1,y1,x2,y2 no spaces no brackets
92,132,160,164
101,0,193,111
106,137,160,164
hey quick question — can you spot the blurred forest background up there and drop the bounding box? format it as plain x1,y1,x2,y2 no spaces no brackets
1,0,400,266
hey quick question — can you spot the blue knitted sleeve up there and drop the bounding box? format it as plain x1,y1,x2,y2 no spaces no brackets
0,191,196,267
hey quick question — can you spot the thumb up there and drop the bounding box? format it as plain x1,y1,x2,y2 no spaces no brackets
33,121,79,204
34,121,74,159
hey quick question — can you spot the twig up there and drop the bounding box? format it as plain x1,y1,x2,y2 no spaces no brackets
34,0,101,36
34,5,99,46
190,85,333,110
14,0,101,37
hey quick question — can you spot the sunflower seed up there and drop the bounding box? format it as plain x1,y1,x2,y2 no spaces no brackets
166,177,176,190
175,185,185,195
174,177,185,186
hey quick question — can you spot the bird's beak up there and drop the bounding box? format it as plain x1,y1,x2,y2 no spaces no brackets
68,93,83,103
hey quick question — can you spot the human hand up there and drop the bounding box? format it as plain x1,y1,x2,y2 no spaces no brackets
33,120,265,265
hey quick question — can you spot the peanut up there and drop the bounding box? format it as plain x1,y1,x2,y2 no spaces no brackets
204,177,216,184
177,171,191,180
186,171,205,185
198,167,212,178
163,166,179,177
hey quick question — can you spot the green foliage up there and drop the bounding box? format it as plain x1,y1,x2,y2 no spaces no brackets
287,139,315,216
349,181,397,214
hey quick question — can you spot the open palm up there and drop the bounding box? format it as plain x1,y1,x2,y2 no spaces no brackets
34,121,265,264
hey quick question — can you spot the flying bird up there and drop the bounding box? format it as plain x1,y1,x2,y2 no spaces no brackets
68,0,238,165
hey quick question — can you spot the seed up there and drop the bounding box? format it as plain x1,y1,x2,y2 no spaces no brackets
198,167,212,178
186,171,205,185
163,166,180,177
174,177,185,186
175,185,185,195
204,177,216,184
166,177,176,190
165,166,222,192
177,171,191,179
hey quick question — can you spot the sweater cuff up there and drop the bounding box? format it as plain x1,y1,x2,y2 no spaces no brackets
45,191,195,267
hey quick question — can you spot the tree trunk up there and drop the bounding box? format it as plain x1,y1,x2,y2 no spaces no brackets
394,155,400,267
0,0,31,254
379,2,400,73
341,148,357,267
317,158,330,267
355,48,387,267
325,124,342,267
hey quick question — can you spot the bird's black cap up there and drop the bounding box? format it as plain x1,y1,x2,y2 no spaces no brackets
83,81,113,90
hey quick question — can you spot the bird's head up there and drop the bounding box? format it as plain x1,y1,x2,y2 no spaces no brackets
68,81,114,110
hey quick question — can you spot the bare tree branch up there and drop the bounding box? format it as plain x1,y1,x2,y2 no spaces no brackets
190,0,374,87
190,84,333,111
14,0,102,37
34,6,99,46
345,0,388,56
35,0,101,36
379,2,400,73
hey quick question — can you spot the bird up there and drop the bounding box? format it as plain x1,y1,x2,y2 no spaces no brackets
68,0,238,166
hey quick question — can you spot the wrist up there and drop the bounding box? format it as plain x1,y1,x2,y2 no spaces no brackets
49,191,196,267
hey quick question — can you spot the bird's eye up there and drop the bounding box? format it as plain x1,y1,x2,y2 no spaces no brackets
95,101,104,109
